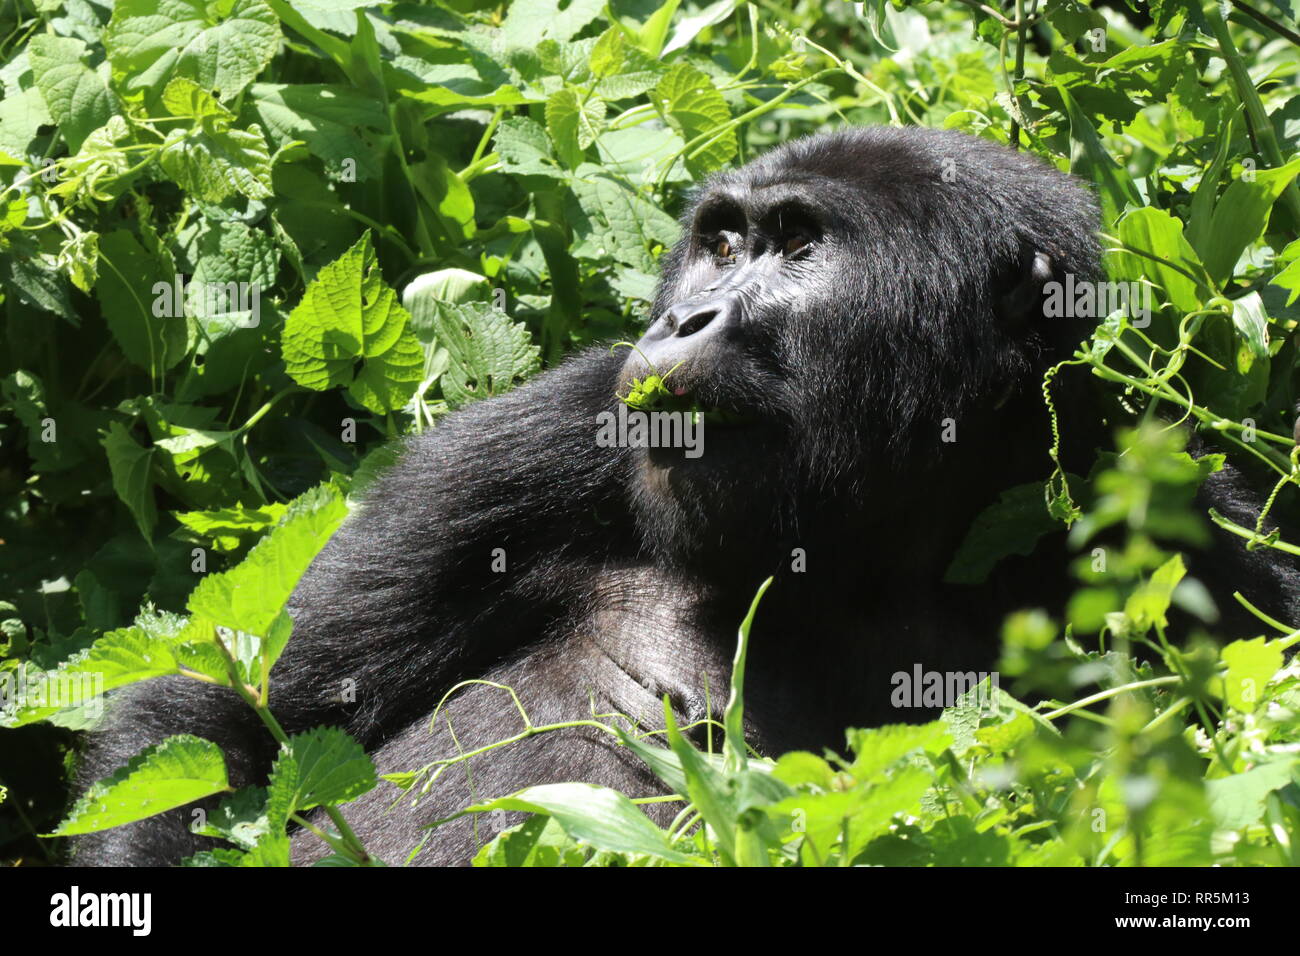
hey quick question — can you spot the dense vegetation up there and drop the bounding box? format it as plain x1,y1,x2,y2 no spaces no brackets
1,0,1299,866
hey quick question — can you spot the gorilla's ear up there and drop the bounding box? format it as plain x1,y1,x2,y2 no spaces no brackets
995,248,1053,328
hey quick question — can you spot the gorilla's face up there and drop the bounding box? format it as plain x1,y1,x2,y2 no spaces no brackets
616,179,824,501
619,128,1101,569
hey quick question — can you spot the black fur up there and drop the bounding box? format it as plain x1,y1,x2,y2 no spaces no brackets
72,128,1300,866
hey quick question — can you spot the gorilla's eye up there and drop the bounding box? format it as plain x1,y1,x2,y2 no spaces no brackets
705,233,738,264
783,234,811,256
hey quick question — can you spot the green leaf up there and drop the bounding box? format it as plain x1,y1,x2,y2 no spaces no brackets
158,78,273,201
1059,84,1140,231
430,302,541,409
569,163,680,272
186,483,347,638
250,83,387,181
1206,759,1299,829
0,87,52,157
1214,636,1284,713
175,503,287,553
945,482,1061,584
53,735,228,835
1230,291,1269,367
655,63,735,176
546,88,607,169
499,0,604,47
1,623,184,727
847,721,953,779
95,229,190,374
101,421,157,544
662,698,740,865
493,116,564,179
1199,155,1300,286
589,27,626,78
634,0,683,57
105,0,281,100
48,115,136,204
272,726,377,811
1110,206,1205,313
474,814,588,867
1124,553,1185,632
1272,239,1300,306
468,783,695,864
28,35,117,152
282,233,424,413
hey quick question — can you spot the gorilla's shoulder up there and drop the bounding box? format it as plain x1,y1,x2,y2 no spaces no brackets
348,345,627,519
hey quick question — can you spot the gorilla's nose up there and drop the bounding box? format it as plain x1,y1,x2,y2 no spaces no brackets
661,295,740,338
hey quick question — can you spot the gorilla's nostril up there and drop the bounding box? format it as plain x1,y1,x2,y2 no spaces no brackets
677,308,717,337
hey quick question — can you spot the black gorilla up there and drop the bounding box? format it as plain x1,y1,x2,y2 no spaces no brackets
73,127,1299,866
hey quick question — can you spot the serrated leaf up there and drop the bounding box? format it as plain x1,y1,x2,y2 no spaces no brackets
430,302,540,408
570,163,680,272
53,735,228,835
847,721,953,779
655,63,735,176
493,116,564,179
186,483,346,637
272,726,377,811
1,624,182,727
282,233,424,413
105,0,281,100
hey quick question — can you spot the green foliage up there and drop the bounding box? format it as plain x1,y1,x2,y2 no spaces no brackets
2,0,1299,865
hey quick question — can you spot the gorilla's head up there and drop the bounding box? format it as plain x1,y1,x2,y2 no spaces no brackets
619,128,1101,572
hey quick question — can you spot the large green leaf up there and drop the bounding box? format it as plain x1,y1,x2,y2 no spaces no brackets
54,735,229,835
105,0,281,100
95,229,190,373
186,484,347,638
250,83,388,181
282,233,424,413
28,35,117,152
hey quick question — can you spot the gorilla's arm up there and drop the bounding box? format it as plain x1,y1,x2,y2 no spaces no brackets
73,349,630,865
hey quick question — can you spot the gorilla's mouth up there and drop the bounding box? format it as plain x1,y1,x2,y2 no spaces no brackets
638,384,757,428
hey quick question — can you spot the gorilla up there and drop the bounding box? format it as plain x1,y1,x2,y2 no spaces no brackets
72,126,1300,866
